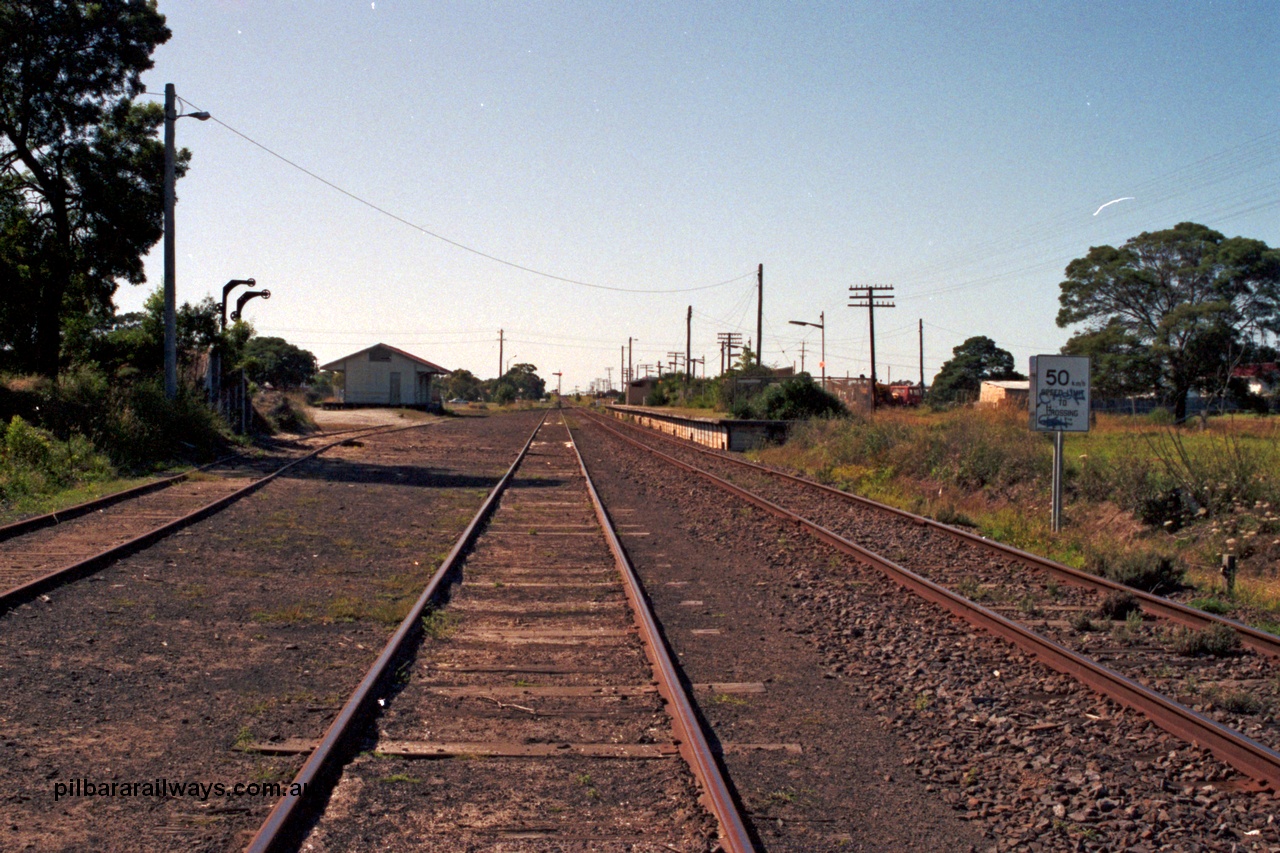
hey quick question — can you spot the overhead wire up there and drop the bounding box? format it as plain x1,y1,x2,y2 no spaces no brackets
179,98,755,295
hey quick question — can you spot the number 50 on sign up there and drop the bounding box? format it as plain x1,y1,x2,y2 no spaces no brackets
1029,355,1090,433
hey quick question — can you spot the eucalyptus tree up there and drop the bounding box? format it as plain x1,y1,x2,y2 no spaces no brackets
1057,222,1280,419
0,0,179,376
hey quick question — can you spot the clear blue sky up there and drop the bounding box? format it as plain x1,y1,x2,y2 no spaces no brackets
126,1,1280,393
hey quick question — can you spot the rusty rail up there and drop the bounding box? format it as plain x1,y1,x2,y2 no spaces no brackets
588,413,1280,792
591,408,1280,660
244,412,547,853
569,420,756,851
0,422,434,614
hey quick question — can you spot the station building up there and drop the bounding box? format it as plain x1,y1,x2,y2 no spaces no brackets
320,343,450,409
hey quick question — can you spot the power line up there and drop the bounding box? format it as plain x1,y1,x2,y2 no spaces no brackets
180,100,755,295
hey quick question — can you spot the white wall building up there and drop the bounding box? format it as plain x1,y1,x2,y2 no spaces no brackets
320,343,450,408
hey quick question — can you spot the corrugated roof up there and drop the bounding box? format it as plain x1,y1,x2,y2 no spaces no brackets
320,343,451,374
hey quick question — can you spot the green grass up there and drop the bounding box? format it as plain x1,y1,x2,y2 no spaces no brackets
754,408,1280,619
0,473,161,526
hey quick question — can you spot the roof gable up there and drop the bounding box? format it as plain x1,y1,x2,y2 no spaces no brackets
320,343,451,374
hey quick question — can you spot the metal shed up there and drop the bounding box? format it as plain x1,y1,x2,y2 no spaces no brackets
978,379,1030,408
320,343,450,409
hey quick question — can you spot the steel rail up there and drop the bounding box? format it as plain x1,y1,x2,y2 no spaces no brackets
0,456,237,543
0,421,415,543
593,408,1280,659
244,411,548,853
587,413,1280,792
567,419,757,852
0,422,435,614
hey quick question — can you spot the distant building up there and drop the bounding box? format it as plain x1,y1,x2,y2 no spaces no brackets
626,377,660,406
978,379,1030,408
320,343,450,409
1232,363,1280,396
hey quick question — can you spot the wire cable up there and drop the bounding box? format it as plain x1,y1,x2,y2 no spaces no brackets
181,100,755,295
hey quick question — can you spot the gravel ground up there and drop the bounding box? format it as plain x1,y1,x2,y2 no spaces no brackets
300,415,717,852
575,414,1280,852
0,411,541,852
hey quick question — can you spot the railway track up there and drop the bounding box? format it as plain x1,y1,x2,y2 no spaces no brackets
582,409,1280,794
0,422,434,612
247,411,752,852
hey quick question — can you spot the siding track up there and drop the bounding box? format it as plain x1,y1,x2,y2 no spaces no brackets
0,423,431,612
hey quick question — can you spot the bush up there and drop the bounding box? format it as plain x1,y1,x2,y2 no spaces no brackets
1087,549,1184,594
726,375,847,420
749,376,847,420
1096,590,1140,620
10,369,228,470
1167,624,1240,658
100,380,227,467
0,416,114,503
254,391,317,435
920,408,1048,491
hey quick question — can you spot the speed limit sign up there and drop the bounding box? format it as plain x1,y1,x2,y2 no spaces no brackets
1030,355,1090,433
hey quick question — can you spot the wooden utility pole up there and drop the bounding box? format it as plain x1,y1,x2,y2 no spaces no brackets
756,264,763,366
848,285,895,411
686,306,692,383
498,329,504,378
919,318,925,391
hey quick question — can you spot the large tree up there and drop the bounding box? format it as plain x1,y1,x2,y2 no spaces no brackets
928,335,1023,404
1060,318,1162,401
442,368,484,401
489,363,546,402
0,0,178,377
241,336,318,389
1057,222,1280,420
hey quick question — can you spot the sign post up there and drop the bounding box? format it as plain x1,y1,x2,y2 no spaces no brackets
1030,356,1090,532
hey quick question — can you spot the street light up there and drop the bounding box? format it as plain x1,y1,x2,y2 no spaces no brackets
788,311,826,391
163,83,210,399
231,289,271,321
221,279,255,330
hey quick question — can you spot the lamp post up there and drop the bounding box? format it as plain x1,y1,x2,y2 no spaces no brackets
788,311,825,391
163,84,210,398
220,279,255,330
231,289,271,321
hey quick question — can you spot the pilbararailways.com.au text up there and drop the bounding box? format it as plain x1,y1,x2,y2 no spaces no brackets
53,778,307,802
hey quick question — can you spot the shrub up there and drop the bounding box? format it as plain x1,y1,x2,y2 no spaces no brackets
920,408,1048,491
1087,549,1184,594
1215,689,1264,715
1167,624,1240,658
748,377,847,420
101,380,226,468
1070,612,1097,633
0,416,114,503
1096,590,1140,620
